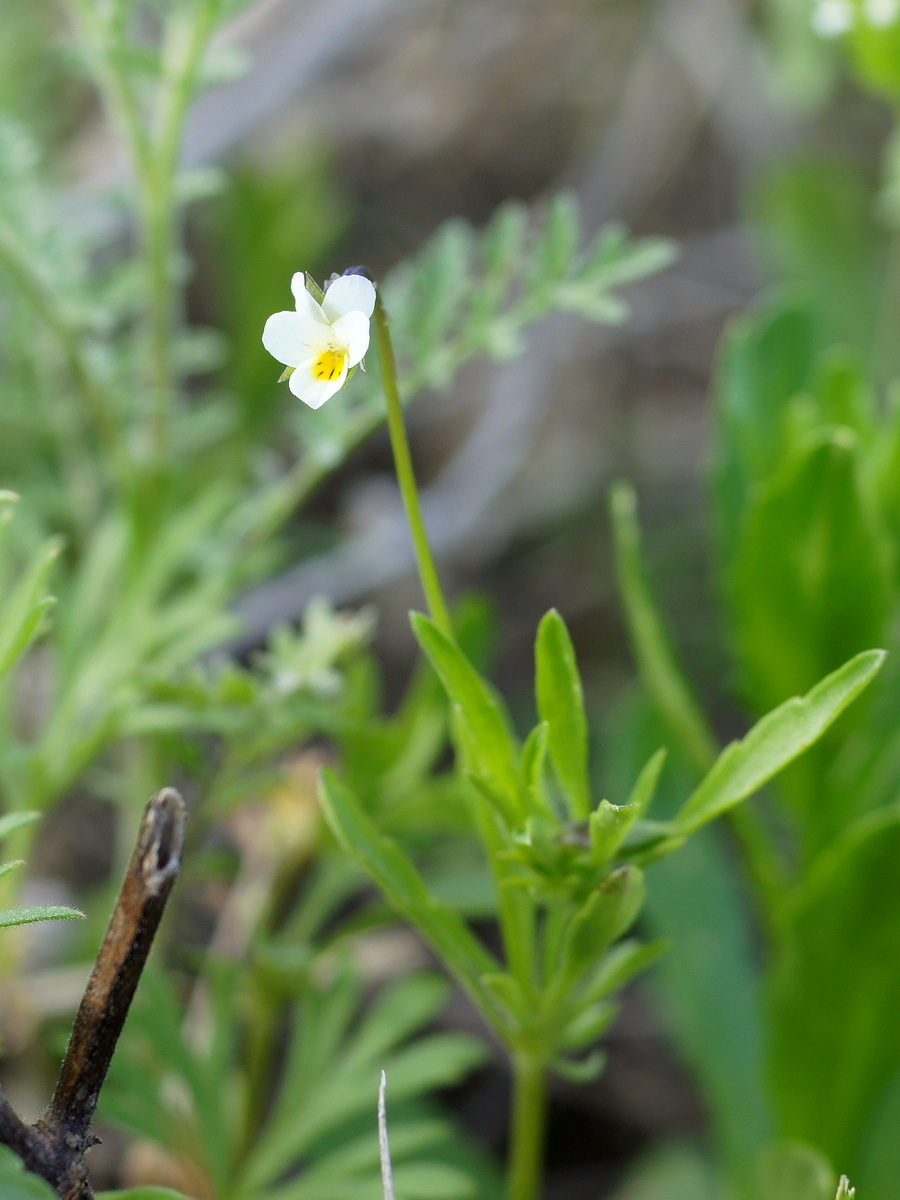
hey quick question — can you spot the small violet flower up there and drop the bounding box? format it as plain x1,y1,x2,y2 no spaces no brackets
262,271,376,409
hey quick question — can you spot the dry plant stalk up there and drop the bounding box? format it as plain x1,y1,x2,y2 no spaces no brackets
0,788,186,1199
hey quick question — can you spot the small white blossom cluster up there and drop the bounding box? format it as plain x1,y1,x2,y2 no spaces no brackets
812,0,899,36
835,1177,855,1199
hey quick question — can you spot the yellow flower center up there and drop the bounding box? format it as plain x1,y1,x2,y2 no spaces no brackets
313,347,348,382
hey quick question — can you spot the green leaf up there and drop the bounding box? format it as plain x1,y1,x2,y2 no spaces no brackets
674,649,885,834
712,301,819,557
0,1147,59,1199
750,159,885,370
646,826,773,1183
0,537,59,681
609,1143,723,1200
589,749,666,863
0,905,84,928
555,867,646,991
768,808,900,1171
755,1142,836,1200
0,812,39,843
535,609,591,819
318,769,505,1031
573,938,667,1010
411,613,521,819
610,483,718,775
99,1191,193,1200
729,431,893,717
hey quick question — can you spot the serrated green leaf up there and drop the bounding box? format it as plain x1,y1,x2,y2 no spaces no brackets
675,650,885,834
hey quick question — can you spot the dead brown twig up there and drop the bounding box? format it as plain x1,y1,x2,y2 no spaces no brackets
0,788,186,1200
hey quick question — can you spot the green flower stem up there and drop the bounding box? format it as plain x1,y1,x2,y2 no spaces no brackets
507,1051,547,1200
374,292,454,639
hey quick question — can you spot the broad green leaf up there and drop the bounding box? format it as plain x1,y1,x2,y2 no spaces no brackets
0,1147,58,1198
675,649,885,834
99,1191,193,1200
768,808,900,1172
755,1141,836,1200
318,769,505,1030
411,613,521,815
535,609,591,818
610,1143,723,1200
750,160,885,369
712,302,819,557
610,483,717,776
646,827,773,1183
730,431,893,716
856,1068,900,1195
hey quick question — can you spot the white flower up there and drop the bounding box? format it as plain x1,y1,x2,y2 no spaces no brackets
811,0,855,34
865,0,899,25
262,271,376,409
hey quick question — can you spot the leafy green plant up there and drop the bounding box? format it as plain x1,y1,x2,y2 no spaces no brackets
608,293,900,1198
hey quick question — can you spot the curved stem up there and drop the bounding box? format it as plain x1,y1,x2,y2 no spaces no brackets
374,292,453,638
507,1051,547,1200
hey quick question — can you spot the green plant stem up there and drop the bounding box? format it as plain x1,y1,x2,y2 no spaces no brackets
140,2,220,463
374,293,454,638
0,216,122,475
507,1051,546,1200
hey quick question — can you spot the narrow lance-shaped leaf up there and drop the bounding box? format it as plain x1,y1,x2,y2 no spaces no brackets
675,649,885,834
609,482,718,775
535,609,591,819
0,538,60,681
0,906,83,929
318,769,507,1033
411,613,521,816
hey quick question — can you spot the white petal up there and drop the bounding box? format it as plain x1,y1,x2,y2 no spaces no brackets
332,311,371,367
323,274,376,321
262,311,308,368
289,357,349,409
263,310,333,368
291,272,329,326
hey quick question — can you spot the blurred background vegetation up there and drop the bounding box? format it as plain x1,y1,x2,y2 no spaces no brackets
4,0,900,1197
